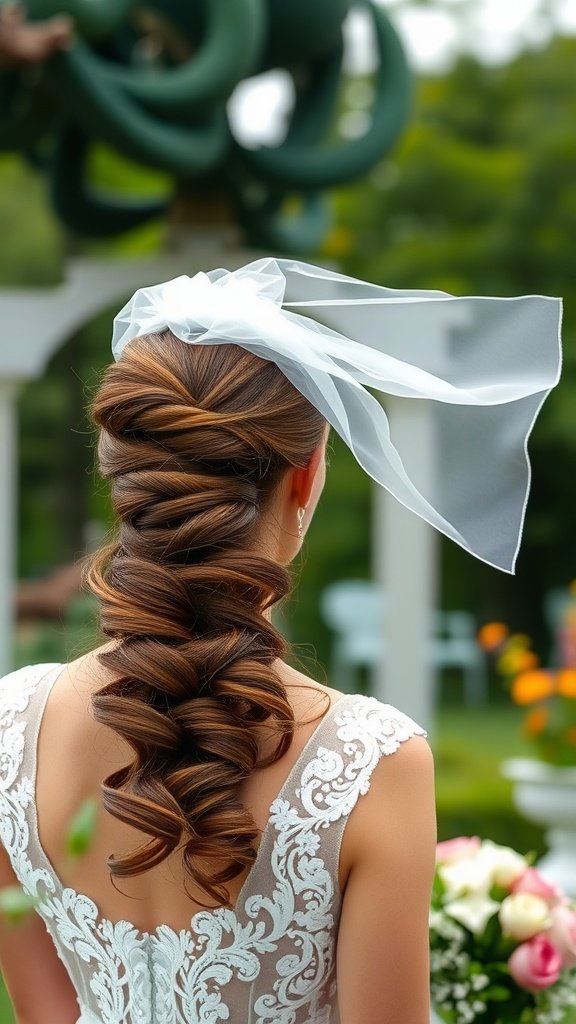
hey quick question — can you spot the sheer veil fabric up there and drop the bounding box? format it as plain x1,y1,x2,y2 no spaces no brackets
112,257,562,573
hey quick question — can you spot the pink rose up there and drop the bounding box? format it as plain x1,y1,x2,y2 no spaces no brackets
508,935,563,991
436,836,481,865
547,904,576,968
512,868,563,903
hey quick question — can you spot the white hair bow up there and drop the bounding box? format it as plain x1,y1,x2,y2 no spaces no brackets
112,257,562,573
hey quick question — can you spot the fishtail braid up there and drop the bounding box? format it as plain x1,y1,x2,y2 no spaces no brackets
86,331,326,907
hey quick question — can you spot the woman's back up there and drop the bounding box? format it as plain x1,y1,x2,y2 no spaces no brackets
1,657,432,1024
35,650,348,933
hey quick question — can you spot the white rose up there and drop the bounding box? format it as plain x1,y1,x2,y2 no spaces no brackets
477,840,527,888
445,894,501,935
499,893,552,940
439,857,494,900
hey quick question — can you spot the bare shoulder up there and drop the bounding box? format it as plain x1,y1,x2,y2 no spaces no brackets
346,726,435,832
339,708,435,889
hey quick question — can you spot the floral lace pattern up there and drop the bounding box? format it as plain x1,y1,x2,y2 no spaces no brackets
0,665,425,1024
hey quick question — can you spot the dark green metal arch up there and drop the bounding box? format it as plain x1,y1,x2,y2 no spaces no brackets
77,0,266,116
51,123,167,236
242,0,411,190
50,48,230,174
0,0,412,248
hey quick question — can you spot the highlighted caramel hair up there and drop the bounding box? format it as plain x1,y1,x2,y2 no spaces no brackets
86,332,326,906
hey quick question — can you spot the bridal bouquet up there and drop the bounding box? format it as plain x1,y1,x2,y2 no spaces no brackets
430,837,576,1024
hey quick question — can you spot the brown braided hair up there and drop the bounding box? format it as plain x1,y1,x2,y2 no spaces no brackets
86,331,327,907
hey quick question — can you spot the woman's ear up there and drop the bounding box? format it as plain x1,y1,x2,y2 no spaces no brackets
270,439,327,564
289,442,326,509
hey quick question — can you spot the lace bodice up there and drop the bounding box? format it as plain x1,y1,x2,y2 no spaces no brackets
0,663,426,1024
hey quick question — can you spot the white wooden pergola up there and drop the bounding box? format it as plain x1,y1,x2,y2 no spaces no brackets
0,244,466,736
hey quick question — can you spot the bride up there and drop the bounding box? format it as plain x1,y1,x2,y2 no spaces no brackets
0,258,561,1024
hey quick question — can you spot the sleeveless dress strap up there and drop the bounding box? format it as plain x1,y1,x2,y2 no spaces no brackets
240,693,427,916
0,663,64,891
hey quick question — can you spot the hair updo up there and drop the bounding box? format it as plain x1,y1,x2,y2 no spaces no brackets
86,331,327,907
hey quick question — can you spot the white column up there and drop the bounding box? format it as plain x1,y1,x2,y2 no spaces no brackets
370,304,471,736
372,399,438,735
0,380,19,677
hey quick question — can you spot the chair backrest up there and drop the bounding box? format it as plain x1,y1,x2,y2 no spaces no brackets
434,610,477,639
322,584,479,639
321,580,384,636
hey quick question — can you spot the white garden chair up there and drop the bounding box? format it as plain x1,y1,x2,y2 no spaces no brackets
321,579,487,705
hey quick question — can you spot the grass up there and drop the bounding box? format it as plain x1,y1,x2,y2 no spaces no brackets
436,701,531,805
0,983,12,1024
435,701,546,849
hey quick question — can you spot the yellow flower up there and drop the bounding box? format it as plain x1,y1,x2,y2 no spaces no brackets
556,670,576,699
477,621,509,651
322,227,354,258
507,633,533,650
511,670,555,706
498,648,539,676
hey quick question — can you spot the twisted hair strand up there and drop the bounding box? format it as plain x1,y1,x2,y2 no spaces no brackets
87,334,326,907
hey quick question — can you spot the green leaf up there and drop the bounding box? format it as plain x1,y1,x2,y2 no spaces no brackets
432,871,447,902
477,913,502,949
431,1008,455,1024
0,885,41,926
483,985,512,1001
490,883,508,901
65,796,99,860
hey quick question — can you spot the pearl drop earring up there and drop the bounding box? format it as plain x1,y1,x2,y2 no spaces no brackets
297,507,306,539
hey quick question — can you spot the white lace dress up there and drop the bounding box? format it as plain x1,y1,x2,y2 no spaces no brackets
0,663,426,1024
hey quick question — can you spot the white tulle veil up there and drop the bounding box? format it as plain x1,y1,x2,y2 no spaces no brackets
111,257,562,574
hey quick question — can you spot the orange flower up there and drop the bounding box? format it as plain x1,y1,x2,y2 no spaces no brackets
557,670,576,699
568,727,576,745
518,651,540,672
511,670,555,706
523,707,549,737
477,621,509,651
